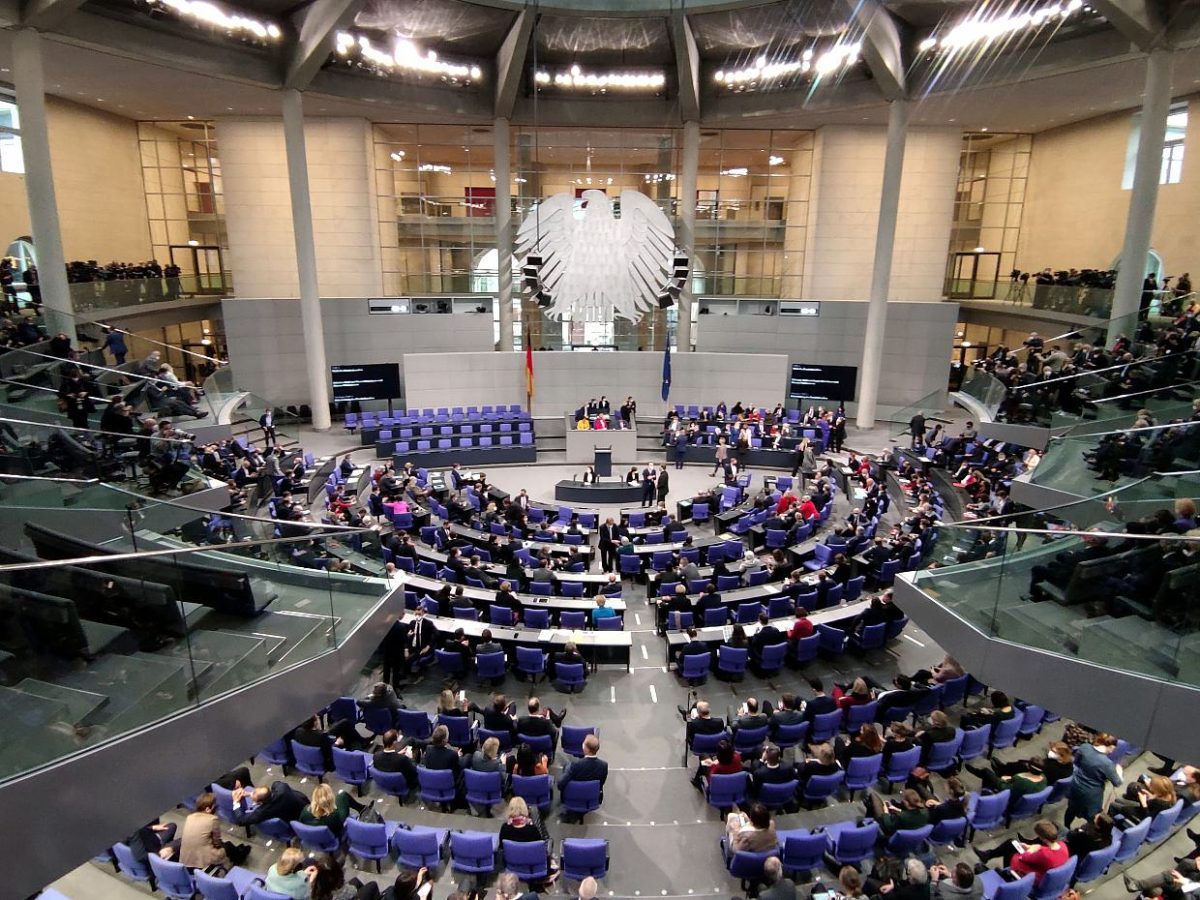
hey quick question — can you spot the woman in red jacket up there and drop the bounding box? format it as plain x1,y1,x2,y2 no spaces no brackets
977,820,1069,884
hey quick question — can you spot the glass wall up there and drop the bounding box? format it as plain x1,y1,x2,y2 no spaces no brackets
137,121,229,291
945,132,1031,300
372,123,813,350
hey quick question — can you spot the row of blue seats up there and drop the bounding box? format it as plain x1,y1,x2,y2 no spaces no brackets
386,433,535,452
378,422,534,438
347,407,529,427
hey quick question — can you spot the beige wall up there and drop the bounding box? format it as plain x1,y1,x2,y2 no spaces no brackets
1017,94,1200,275
0,98,151,262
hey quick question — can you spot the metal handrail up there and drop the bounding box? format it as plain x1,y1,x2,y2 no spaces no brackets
1006,350,1186,392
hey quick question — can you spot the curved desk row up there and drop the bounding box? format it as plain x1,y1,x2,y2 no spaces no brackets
554,480,644,504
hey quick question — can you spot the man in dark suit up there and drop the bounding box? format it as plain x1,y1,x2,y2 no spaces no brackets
598,517,618,572
371,729,419,791
682,699,726,744
801,678,838,721
292,715,354,769
406,606,435,680
731,697,769,736
558,734,608,818
766,693,804,738
492,582,522,621
674,627,713,668
380,610,411,689
693,585,724,621
600,573,623,595
746,744,798,799
641,464,657,508
475,628,504,656
517,696,564,751
231,781,308,826
749,612,786,674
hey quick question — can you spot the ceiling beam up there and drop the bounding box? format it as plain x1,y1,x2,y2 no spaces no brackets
20,0,86,31
845,0,906,101
1088,0,1166,50
495,8,533,120
282,0,365,91
669,9,700,122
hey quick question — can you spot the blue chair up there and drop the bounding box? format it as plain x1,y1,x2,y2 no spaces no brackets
561,610,587,629
726,848,781,894
149,857,197,900
346,818,399,873
707,772,750,811
562,725,597,758
555,662,587,693
450,830,501,876
703,607,729,626
758,779,800,810
755,642,788,677
292,821,342,853
1006,785,1053,825
256,817,296,843
561,838,609,881
476,650,507,684
843,575,865,603
733,725,770,757
372,767,412,801
562,779,603,818
928,816,968,848
689,730,729,761
504,839,550,882
524,608,550,629
940,674,970,708
464,769,504,812
825,820,879,866
392,825,449,869
817,623,847,656
776,829,827,878
1017,704,1046,739
417,766,458,807
257,737,292,774
195,871,241,900
845,701,879,731
692,502,711,523
436,648,468,678
968,789,1011,837
791,633,819,665
808,709,843,744
489,605,516,626
1031,859,1077,900
112,842,156,890
332,747,372,796
516,646,548,682
1048,775,1073,803
958,725,992,762
978,871,1034,900
438,714,475,751
844,754,883,798
290,740,328,781
518,732,555,757
717,645,748,681
477,726,514,753
882,746,921,787
989,715,1022,754
1113,815,1152,863
1146,799,1185,844
396,708,434,741
925,731,964,773
802,771,845,807
210,782,238,825
885,824,934,856
1073,838,1119,885
849,623,887,653
511,774,553,812
619,554,642,578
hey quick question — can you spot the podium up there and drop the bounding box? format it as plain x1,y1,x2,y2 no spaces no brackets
593,447,612,478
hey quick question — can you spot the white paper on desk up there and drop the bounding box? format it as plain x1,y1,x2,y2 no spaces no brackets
538,630,555,641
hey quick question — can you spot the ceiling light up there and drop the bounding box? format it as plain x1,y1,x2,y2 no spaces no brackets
533,67,666,93
716,41,860,90
768,155,784,166
643,173,675,183
390,150,406,161
334,32,483,84
920,0,1086,54
145,0,282,41
187,239,199,246
720,167,748,177
418,163,452,174
974,246,986,252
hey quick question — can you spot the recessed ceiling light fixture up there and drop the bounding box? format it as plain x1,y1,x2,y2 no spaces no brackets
919,0,1084,54
715,42,860,90
533,66,666,92
146,0,282,41
335,33,482,82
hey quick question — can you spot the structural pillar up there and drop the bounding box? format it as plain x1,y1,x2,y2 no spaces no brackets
11,29,73,338
1109,49,1173,344
281,89,332,430
856,98,910,430
676,120,699,352
494,118,515,351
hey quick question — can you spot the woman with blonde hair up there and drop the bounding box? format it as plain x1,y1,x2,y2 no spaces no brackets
264,846,310,899
500,796,559,888
299,782,365,837
1109,774,1177,824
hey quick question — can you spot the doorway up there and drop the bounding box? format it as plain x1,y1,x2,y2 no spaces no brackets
168,244,227,295
946,251,1002,300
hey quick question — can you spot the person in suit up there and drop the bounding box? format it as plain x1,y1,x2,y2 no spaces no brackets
760,857,797,900
372,729,419,791
598,517,618,572
559,734,608,814
766,693,804,737
746,743,798,799
230,781,309,827
909,411,926,449
641,464,658,507
600,573,622,595
517,696,565,751
292,715,360,769
552,641,585,682
731,697,770,739
492,582,522,622
656,467,670,505
749,612,786,674
674,628,713,669
801,678,838,721
179,793,250,868
475,628,503,657
530,559,557,588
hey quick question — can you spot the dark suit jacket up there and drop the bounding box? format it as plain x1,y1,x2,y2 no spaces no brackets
559,755,608,789
802,695,838,721
516,715,557,746
372,750,419,787
232,781,308,825
422,745,460,771
686,716,726,744
598,525,618,547
408,618,434,654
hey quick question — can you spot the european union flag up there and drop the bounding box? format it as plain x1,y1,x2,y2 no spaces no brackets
661,344,672,402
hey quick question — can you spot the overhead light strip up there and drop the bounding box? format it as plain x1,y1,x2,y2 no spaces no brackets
534,65,666,92
714,42,861,88
336,32,483,82
920,0,1085,52
145,0,281,40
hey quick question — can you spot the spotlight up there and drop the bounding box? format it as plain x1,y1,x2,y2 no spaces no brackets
672,256,690,280
657,290,675,309
536,290,553,309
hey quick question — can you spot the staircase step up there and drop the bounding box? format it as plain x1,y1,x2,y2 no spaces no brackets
148,629,270,701
15,678,111,725
56,653,191,735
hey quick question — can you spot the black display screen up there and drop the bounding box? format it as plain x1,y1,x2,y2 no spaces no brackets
331,364,401,402
789,363,858,402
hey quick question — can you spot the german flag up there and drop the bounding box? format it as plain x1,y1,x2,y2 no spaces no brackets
525,340,535,406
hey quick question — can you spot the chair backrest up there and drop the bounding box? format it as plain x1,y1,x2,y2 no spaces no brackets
779,830,827,875
112,842,152,882
371,768,411,798
332,746,369,782
475,650,507,677
958,724,992,760
885,824,934,855
516,646,546,672
149,856,196,898
682,652,712,678
1073,838,1120,884
707,772,749,807
830,821,878,862
809,709,843,743
450,831,499,873
993,873,1035,900
717,645,748,671
503,839,550,877
803,771,845,801
418,766,458,799
247,886,294,900
291,821,340,851
1008,785,1053,820
1146,799,1185,842
463,768,504,802
884,746,921,781
195,870,240,900
290,740,327,774
556,662,586,685
511,773,553,808
1031,858,1077,900
925,731,964,771
392,826,445,868
773,720,809,750
844,753,883,788
844,701,878,731
561,838,610,880
758,642,788,671
345,818,390,858
733,725,769,754
928,817,968,846
561,778,603,811
968,789,1011,829
856,623,887,650
562,725,598,758
1114,815,1152,862
396,708,434,740
990,714,1022,748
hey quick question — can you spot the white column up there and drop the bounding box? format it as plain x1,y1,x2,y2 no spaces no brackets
1109,49,1173,344
281,89,331,430
676,120,699,352
11,29,72,338
494,118,514,351
856,99,910,430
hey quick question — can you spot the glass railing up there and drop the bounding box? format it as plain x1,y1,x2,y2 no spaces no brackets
912,475,1200,688
0,472,380,783
68,272,233,312
885,387,951,432
1029,421,1200,497
1046,378,1200,435
957,366,1008,419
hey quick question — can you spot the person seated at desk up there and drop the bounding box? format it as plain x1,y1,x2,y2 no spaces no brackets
749,612,786,671
746,743,799,801
600,573,622,595
562,546,588,572
553,641,585,679
591,595,617,626
530,559,557,591
516,696,566,750
694,584,724,619
766,693,804,736
476,628,504,657
372,729,419,791
730,697,770,741
450,590,478,619
675,627,713,668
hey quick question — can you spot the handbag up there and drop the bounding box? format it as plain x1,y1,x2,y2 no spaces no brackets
358,803,384,825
